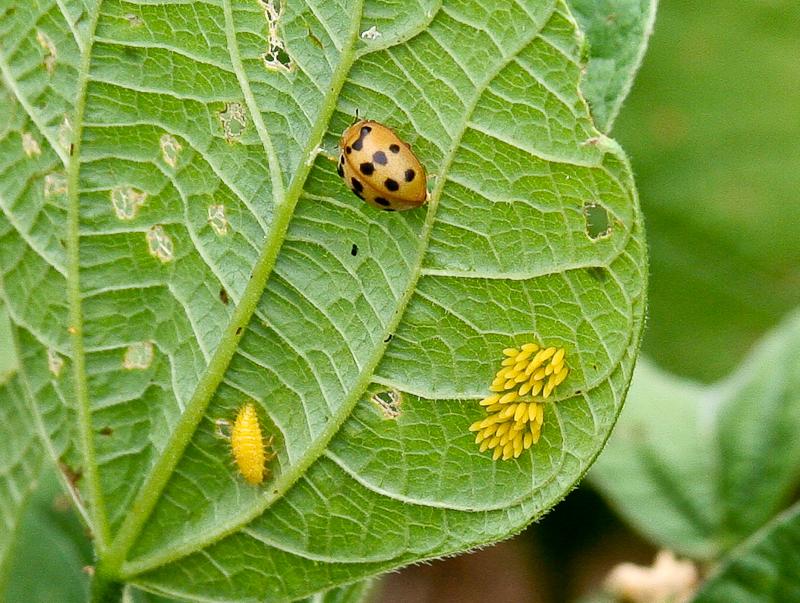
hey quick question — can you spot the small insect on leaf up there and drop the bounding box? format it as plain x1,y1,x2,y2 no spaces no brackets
231,402,274,484
337,119,427,211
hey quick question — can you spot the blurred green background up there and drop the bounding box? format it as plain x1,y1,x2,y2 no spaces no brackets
614,0,800,382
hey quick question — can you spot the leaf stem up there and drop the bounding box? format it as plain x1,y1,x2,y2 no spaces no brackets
89,569,123,603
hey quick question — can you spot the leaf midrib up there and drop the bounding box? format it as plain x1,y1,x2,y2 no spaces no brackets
66,0,107,551
121,2,562,576
104,0,367,579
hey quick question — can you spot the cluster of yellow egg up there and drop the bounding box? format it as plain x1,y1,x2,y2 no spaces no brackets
469,343,569,461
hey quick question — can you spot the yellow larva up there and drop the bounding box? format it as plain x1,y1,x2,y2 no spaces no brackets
231,403,268,485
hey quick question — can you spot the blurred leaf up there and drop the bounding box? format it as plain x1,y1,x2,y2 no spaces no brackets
693,502,800,603
614,0,800,380
589,359,718,559
591,309,800,560
569,0,658,132
1,0,647,600
1,466,92,603
0,325,45,592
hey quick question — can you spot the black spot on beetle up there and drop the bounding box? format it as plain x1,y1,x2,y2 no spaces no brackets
351,244,358,256
404,168,415,182
351,177,363,193
372,150,387,165
389,144,400,153
374,197,390,206
384,178,399,192
345,145,352,154
352,126,371,151
354,190,364,200
337,165,344,177
359,162,374,175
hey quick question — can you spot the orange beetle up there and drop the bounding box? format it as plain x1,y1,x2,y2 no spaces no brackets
337,120,427,211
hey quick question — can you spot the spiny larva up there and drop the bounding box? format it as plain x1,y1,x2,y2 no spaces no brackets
337,119,427,211
231,402,272,485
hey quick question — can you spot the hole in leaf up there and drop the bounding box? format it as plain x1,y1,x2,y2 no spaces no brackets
58,115,72,151
218,103,247,142
47,348,64,377
111,186,147,220
208,204,228,235
159,134,182,168
371,389,402,419
36,30,57,74
124,13,143,27
123,341,154,370
214,418,232,439
21,132,41,157
44,172,67,197
258,0,293,73
145,225,174,262
584,202,611,239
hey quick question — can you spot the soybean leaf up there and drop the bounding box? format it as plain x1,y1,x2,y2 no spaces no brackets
129,578,374,603
591,310,800,561
693,501,800,603
589,358,718,559
0,467,92,603
0,305,46,593
0,0,647,600
569,0,658,132
0,304,17,383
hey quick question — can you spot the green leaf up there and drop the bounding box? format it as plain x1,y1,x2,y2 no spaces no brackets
128,580,373,603
0,0,647,600
589,358,718,559
0,322,46,592
568,0,658,132
693,501,800,603
0,303,18,383
1,466,93,603
590,309,800,560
